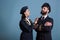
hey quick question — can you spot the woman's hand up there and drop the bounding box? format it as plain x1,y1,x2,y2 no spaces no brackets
34,18,39,24
34,18,39,29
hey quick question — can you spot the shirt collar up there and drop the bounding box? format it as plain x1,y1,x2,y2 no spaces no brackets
42,14,48,19
25,17,29,20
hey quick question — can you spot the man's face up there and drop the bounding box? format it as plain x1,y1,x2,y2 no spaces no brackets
41,7,49,15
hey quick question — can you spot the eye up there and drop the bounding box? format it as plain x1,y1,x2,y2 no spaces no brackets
43,7,45,10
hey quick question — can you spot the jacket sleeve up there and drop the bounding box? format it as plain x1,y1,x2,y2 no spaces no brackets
41,18,53,32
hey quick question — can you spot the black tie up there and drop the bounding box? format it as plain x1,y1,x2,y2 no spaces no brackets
41,17,44,20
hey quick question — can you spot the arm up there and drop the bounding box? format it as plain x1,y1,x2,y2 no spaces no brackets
33,18,39,32
41,18,53,32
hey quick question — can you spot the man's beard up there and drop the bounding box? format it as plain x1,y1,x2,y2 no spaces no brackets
41,11,47,15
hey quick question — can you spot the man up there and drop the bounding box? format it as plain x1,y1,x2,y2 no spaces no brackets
34,3,54,40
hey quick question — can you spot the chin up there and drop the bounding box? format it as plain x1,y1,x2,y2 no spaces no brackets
41,11,47,15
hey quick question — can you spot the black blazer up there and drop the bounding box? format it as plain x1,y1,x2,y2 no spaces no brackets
19,18,33,40
35,16,53,40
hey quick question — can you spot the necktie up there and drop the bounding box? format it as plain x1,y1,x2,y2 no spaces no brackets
41,17,44,20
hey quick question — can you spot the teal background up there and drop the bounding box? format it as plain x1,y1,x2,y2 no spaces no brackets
0,0,60,40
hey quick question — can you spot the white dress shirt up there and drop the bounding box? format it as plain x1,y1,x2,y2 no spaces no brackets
42,14,48,19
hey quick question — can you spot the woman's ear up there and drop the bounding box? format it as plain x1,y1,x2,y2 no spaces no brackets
24,12,26,15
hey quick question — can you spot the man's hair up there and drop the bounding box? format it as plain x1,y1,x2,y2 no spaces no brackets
41,3,51,13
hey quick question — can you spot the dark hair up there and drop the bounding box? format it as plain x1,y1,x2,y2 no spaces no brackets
41,3,51,13
20,6,28,19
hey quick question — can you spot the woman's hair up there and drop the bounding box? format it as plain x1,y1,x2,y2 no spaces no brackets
20,6,28,19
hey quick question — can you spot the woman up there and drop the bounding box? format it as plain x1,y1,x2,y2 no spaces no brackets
19,6,33,40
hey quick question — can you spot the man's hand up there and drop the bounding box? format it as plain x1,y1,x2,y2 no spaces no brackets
44,22,52,26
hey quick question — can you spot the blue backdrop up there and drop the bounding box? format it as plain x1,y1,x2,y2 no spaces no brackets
0,0,60,40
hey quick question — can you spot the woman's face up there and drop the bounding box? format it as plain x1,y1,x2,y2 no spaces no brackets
24,9,30,17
